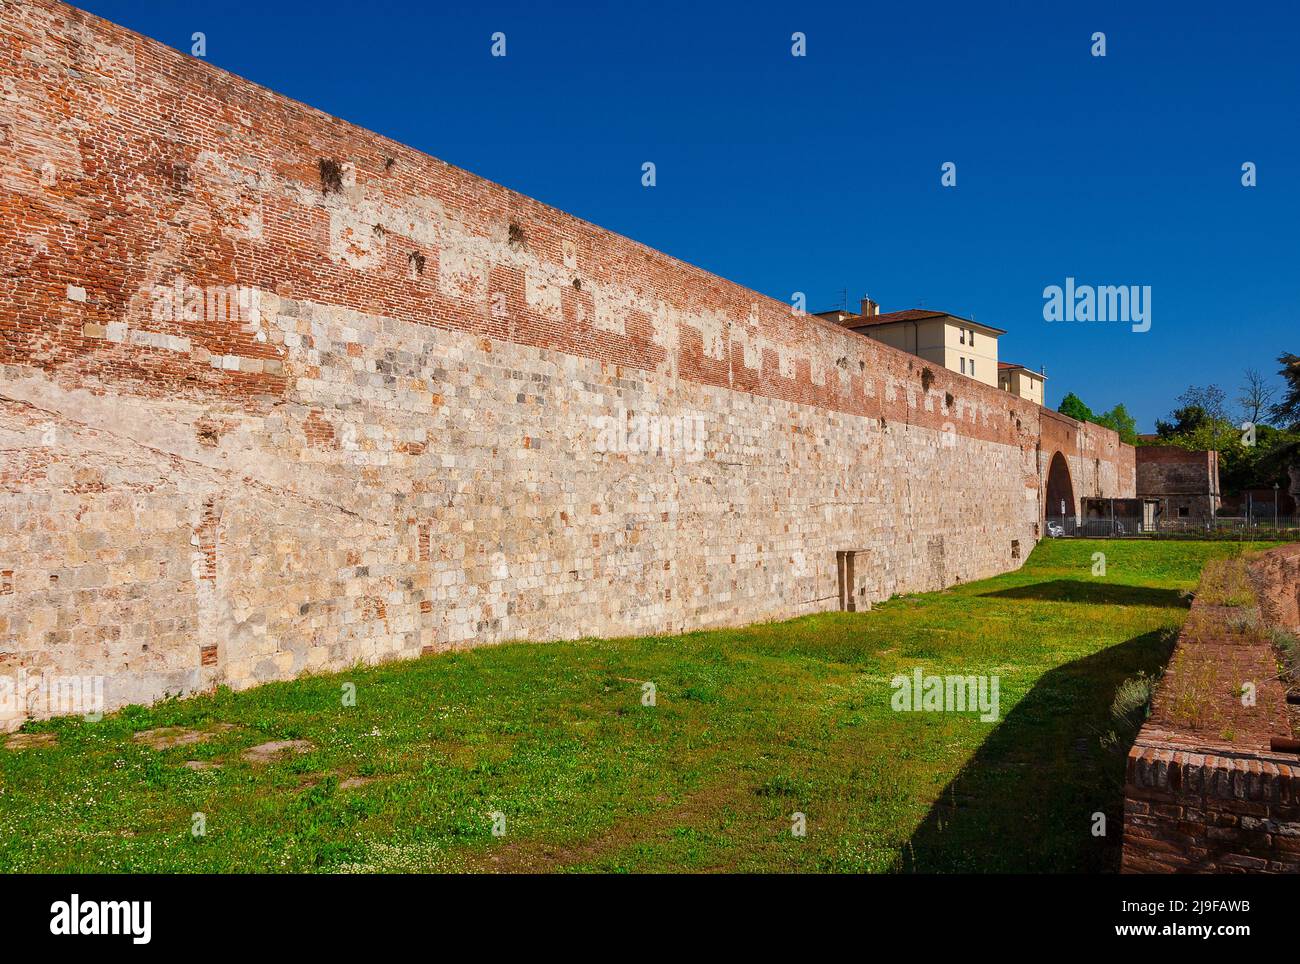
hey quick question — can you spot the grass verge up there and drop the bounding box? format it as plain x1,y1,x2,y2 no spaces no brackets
0,539,1278,873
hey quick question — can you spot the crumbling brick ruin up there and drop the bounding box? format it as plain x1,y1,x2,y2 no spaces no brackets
1122,545,1300,873
1135,445,1221,525
0,1,1135,729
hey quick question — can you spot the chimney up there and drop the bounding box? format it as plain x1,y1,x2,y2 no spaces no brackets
860,295,879,317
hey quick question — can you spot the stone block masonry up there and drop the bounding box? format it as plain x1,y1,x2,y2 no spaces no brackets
0,1,1135,728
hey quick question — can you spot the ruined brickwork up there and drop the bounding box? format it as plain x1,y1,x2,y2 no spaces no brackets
0,1,1135,728
1122,546,1300,873
1135,445,1220,524
1123,748,1300,873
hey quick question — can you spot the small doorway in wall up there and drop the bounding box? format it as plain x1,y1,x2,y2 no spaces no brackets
837,550,870,612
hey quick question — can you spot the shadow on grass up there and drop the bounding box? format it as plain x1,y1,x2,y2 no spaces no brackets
979,580,1189,608
900,629,1175,873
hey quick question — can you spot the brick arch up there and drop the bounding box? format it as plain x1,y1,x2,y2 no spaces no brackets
1046,451,1075,519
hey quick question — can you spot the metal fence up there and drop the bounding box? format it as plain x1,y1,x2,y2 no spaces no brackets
1046,515,1144,538
1199,516,1300,536
1046,514,1300,540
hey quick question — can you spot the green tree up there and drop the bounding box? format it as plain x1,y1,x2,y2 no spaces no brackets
1058,393,1139,444
1219,423,1296,493
1175,385,1230,450
1271,353,1300,430
1093,403,1138,446
1153,366,1300,495
1155,404,1207,440
1058,393,1093,423
1265,354,1300,489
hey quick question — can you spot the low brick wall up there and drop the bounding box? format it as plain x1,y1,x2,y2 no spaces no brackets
1124,738,1300,873
1122,549,1300,873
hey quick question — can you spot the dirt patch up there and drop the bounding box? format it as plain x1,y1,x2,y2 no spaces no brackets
134,727,206,749
134,723,240,750
296,772,370,791
463,776,760,874
428,735,516,768
182,760,221,771
242,739,313,763
4,732,57,751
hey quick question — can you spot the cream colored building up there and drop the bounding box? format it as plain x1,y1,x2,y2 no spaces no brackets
997,362,1047,406
816,299,1002,387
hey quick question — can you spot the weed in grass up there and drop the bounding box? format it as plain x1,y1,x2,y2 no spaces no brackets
1110,671,1158,729
1166,650,1221,730
1100,670,1160,754
1195,559,1256,607
1268,626,1299,682
1227,607,1261,634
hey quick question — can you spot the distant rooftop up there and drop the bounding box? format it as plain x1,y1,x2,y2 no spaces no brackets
815,303,1007,335
998,361,1046,378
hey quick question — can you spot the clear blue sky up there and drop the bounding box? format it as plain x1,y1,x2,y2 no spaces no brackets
74,0,1299,430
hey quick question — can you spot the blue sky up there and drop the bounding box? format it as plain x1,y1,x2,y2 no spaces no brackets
75,0,1299,430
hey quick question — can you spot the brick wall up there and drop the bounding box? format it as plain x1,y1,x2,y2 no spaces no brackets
1123,748,1300,872
1122,549,1300,873
1041,409,1135,510
1136,445,1220,523
0,1,1135,727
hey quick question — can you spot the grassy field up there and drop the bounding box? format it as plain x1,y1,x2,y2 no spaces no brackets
0,539,1276,874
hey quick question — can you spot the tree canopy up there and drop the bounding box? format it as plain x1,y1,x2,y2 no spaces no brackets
1057,393,1093,423
1058,358,1298,497
1271,353,1300,430
1056,393,1137,445
1149,370,1299,495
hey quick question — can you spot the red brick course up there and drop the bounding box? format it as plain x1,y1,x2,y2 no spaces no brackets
0,0,1135,471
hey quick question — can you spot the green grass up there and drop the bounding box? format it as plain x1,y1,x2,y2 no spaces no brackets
0,539,1281,874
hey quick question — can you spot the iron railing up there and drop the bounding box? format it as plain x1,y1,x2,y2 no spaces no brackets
1046,515,1144,538
1045,514,1300,540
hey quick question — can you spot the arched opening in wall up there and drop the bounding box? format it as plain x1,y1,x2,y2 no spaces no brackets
1045,451,1076,534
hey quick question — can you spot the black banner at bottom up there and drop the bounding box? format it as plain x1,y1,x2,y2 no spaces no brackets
0,871,1286,949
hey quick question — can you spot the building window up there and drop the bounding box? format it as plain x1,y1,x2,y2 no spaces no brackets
969,358,975,378
1177,506,1189,518
959,329,966,345
969,330,975,349
960,357,966,374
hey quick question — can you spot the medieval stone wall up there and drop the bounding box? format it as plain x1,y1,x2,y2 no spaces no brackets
0,1,1135,727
